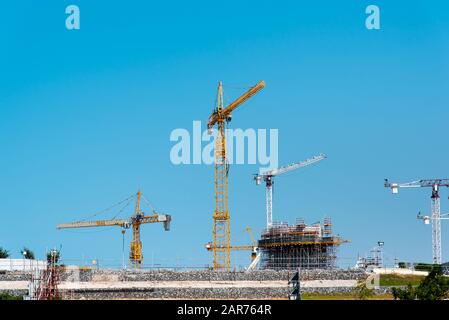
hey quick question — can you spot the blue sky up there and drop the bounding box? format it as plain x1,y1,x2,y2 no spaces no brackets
1,0,448,268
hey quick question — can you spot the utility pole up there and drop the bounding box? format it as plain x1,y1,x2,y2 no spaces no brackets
377,241,384,268
121,229,126,269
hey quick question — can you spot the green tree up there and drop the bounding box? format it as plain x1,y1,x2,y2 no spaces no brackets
0,247,9,258
21,247,35,260
46,250,60,264
392,268,449,300
415,269,449,300
356,281,374,300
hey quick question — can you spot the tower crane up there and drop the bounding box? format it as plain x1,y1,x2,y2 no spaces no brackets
254,154,327,228
384,179,449,264
57,191,171,268
207,80,265,271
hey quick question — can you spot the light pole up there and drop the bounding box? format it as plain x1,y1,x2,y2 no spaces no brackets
22,251,27,271
121,229,126,269
377,241,384,268
152,252,154,270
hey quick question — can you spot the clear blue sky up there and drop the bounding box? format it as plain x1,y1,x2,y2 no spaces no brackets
1,0,448,268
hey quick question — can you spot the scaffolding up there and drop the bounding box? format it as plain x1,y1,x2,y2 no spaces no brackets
28,250,62,300
258,217,346,270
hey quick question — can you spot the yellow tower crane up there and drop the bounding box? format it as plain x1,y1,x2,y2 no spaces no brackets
57,191,171,268
207,81,265,271
207,80,265,271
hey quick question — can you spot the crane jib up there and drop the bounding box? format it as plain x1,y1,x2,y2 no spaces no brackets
207,81,265,129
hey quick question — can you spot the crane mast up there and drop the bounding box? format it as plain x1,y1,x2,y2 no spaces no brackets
207,80,265,271
130,191,143,267
255,154,326,228
385,178,449,264
265,178,273,228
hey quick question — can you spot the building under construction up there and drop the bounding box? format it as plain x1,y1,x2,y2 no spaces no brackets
258,217,346,270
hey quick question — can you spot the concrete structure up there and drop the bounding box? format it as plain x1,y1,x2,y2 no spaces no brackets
0,259,46,272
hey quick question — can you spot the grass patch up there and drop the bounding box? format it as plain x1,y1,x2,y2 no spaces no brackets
0,292,23,300
379,274,425,287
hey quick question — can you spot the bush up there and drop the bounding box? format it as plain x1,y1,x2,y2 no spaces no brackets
0,292,23,300
392,284,416,300
356,281,374,300
414,263,441,273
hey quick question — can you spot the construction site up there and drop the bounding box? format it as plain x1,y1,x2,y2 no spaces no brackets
1,0,449,310
1,80,448,300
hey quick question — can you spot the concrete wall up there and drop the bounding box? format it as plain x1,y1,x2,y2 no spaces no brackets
57,269,367,282
0,269,367,282
0,268,367,282
0,259,46,271
372,268,429,276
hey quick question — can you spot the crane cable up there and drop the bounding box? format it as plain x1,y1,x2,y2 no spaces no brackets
110,196,135,220
141,194,158,214
60,195,136,234
77,194,135,222
222,83,253,112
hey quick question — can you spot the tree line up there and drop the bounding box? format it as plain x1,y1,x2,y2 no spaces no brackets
0,246,35,259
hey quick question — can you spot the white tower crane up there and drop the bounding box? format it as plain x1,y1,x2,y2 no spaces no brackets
254,154,327,228
384,179,449,264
